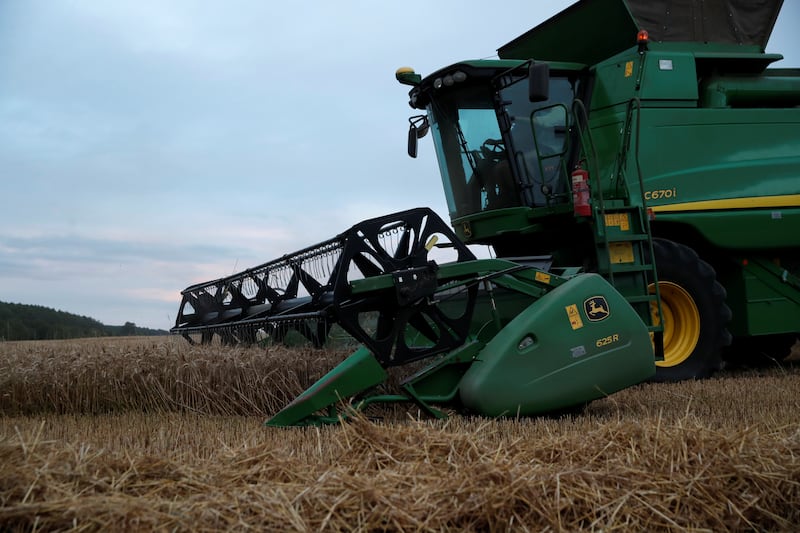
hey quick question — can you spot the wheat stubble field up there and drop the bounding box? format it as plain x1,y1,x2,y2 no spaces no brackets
1,336,799,531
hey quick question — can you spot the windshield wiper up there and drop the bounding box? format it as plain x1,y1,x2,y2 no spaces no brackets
454,122,479,175
430,98,479,175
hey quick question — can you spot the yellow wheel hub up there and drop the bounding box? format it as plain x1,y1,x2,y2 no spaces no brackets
649,281,701,367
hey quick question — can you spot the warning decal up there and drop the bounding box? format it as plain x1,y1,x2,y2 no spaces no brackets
625,61,634,77
604,213,630,231
565,304,584,330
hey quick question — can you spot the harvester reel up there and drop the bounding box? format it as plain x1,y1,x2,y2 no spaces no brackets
330,209,478,366
172,208,477,359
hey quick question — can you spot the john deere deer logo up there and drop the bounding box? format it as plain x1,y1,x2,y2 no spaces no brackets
584,296,610,322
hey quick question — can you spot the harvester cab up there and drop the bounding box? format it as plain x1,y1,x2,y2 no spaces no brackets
172,0,800,426
402,61,581,220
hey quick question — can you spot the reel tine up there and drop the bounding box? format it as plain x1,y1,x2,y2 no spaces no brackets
394,224,412,260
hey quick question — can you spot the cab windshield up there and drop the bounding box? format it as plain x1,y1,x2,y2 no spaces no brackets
428,85,514,219
427,72,578,220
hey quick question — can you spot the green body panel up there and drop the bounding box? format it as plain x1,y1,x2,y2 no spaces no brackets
702,74,800,108
632,107,800,209
590,53,643,111
266,346,387,427
450,206,573,244
723,259,800,336
630,51,699,103
349,257,560,295
401,340,485,408
591,51,700,112
652,210,800,250
459,274,654,416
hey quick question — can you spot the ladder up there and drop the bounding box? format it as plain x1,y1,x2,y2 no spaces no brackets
593,202,663,359
575,97,664,359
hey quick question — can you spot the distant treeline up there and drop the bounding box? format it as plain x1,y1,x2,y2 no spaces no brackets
0,301,168,341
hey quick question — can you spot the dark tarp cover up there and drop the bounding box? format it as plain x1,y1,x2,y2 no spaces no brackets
498,0,783,63
627,0,782,46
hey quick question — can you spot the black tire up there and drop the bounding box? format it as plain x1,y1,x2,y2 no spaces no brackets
650,239,732,381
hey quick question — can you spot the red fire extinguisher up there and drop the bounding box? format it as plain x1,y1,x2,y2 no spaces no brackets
572,164,591,217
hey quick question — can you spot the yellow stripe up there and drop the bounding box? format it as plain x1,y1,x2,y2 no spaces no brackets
651,194,800,213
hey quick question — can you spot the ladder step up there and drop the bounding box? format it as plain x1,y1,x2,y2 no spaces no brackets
626,295,658,304
592,202,660,332
603,234,650,242
599,263,655,273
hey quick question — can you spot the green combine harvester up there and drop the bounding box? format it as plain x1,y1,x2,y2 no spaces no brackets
172,0,800,426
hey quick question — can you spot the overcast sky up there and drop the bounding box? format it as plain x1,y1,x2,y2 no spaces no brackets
1,1,798,330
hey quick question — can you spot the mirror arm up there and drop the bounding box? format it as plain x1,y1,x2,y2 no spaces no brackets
407,115,429,158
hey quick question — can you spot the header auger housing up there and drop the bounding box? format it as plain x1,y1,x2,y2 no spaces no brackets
174,0,799,426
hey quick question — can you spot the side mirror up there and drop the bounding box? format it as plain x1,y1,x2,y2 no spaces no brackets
529,62,550,102
407,115,429,158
